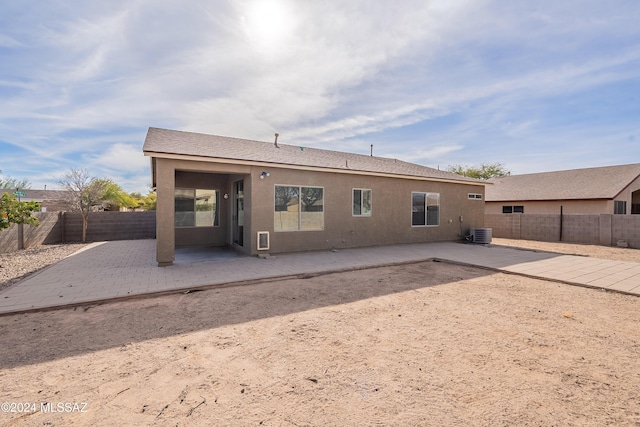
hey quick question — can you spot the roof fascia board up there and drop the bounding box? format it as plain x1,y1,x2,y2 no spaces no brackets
486,198,610,202
144,151,487,187
611,173,640,200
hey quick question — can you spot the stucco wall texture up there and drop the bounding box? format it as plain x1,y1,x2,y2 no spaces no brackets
154,158,486,264
485,200,612,215
250,167,485,254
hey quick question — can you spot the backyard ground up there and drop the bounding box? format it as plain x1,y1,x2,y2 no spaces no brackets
0,240,639,426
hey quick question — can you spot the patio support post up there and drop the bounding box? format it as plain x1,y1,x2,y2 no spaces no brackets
156,159,175,266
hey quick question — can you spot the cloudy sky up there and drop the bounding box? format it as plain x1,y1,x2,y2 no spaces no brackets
1,0,639,193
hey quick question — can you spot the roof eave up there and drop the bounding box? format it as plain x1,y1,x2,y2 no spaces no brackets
486,197,613,202
611,172,640,200
144,151,487,187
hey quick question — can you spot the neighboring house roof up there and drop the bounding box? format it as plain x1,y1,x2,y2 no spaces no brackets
486,164,640,202
2,189,69,201
2,189,71,212
143,127,484,186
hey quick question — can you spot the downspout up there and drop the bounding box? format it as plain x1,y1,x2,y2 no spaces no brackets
559,205,563,242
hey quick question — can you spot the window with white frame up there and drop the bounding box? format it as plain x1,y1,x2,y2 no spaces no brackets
468,193,483,200
353,189,372,216
175,189,219,227
412,192,439,226
274,185,324,231
614,200,627,215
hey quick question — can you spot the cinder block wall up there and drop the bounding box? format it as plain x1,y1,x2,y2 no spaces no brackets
0,212,62,253
561,215,600,244
0,228,20,253
487,213,640,248
520,214,560,242
63,211,156,242
485,214,515,238
1,212,157,253
612,216,640,248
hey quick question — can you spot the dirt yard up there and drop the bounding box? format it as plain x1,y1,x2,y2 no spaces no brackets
1,240,639,426
492,238,640,263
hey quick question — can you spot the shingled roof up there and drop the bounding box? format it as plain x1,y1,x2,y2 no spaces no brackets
486,164,640,201
2,189,69,201
143,127,483,185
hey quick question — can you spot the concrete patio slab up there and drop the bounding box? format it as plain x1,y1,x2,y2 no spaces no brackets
609,278,640,293
0,240,638,315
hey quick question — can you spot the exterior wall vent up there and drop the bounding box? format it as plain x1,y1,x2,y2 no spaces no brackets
470,228,492,244
257,231,270,250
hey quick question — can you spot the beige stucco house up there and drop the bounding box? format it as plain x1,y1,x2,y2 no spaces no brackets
486,164,640,215
143,127,487,266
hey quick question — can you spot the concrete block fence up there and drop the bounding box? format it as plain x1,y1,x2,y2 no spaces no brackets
0,212,63,253
486,214,640,249
4,210,638,253
63,211,156,242
0,211,156,253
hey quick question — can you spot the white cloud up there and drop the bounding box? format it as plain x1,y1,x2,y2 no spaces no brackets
1,0,639,191
0,34,22,48
388,145,465,164
88,143,148,173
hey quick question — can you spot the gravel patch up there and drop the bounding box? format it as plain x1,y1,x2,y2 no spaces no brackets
0,244,88,292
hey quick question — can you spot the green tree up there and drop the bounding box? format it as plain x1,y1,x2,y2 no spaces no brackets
125,191,157,211
58,169,125,242
102,190,155,211
141,192,156,211
0,169,31,190
0,192,40,231
100,182,140,211
126,192,145,210
447,163,510,180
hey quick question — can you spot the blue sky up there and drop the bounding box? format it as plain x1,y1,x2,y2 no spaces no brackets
1,0,639,193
